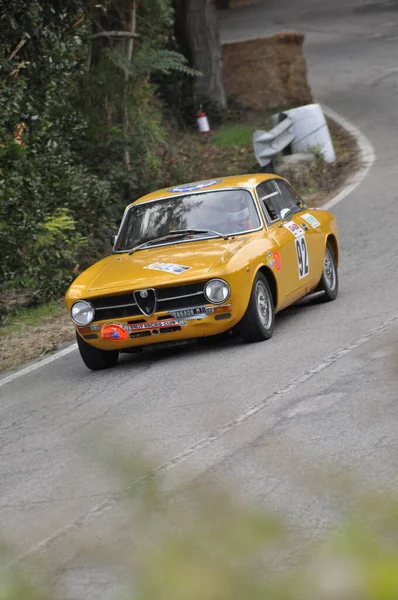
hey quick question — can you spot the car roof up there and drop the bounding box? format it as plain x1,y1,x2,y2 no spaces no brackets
129,173,283,207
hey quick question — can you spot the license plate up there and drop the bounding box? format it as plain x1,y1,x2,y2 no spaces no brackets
170,306,214,319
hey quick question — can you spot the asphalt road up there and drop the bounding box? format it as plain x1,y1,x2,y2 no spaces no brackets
2,0,398,597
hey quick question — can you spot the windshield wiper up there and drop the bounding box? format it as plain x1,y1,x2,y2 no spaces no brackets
128,229,228,255
168,228,228,239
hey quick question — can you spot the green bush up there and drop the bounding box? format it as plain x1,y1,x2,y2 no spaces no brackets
0,0,198,307
26,208,87,301
0,1,116,301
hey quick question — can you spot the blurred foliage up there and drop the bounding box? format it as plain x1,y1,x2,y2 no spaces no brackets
1,447,398,599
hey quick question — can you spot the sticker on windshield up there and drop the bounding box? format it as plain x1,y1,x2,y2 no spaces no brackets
167,180,222,193
302,213,321,228
283,221,304,238
145,262,191,274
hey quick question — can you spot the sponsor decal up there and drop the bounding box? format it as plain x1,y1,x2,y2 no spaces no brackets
273,252,282,271
101,323,129,341
145,262,191,275
302,212,321,228
167,180,222,193
283,221,304,238
266,250,274,267
101,319,187,337
127,319,186,332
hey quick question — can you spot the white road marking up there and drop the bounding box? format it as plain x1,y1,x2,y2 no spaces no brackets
0,344,77,389
321,104,375,211
3,313,397,570
0,107,375,387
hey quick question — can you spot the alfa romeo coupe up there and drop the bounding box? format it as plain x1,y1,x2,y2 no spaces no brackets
65,174,339,370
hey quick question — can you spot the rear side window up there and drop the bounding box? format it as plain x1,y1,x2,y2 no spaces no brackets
256,180,284,222
275,180,306,213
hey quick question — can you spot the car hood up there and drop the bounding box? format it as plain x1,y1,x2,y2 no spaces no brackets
86,237,253,293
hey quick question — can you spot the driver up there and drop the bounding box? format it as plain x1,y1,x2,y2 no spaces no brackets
191,193,254,234
224,193,253,232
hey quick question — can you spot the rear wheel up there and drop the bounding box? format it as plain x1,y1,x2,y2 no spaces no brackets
239,273,275,343
317,242,338,301
76,332,119,371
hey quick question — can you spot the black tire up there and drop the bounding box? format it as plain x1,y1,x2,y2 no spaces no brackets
316,241,339,302
239,273,275,343
76,332,119,371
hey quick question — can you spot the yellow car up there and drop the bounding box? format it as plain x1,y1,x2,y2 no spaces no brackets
65,174,339,370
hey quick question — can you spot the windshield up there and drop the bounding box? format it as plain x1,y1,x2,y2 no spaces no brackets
114,189,262,252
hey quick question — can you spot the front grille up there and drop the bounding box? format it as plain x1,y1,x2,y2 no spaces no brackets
90,282,207,321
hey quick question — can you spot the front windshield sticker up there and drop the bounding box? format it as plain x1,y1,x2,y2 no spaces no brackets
145,262,191,274
167,180,222,193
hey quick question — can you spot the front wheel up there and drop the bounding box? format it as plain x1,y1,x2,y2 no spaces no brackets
76,332,119,371
239,273,275,343
317,242,339,301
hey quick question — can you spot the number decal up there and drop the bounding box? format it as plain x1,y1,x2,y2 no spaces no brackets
295,236,309,279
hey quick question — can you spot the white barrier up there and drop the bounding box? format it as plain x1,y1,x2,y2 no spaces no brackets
271,103,336,163
253,117,295,167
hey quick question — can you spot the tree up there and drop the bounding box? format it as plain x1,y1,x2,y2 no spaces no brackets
174,0,227,109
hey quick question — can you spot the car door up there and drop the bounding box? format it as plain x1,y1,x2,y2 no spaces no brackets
256,179,305,299
275,179,324,289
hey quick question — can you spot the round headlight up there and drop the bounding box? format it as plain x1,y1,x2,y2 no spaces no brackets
71,300,95,326
204,279,230,304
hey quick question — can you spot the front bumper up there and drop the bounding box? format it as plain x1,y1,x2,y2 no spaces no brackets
76,303,238,351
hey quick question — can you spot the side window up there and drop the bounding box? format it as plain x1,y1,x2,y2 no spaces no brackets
275,180,306,213
256,180,284,222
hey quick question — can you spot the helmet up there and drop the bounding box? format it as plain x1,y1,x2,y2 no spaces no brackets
226,194,250,223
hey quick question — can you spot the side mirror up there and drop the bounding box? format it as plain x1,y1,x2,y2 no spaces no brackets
110,234,117,247
280,208,293,221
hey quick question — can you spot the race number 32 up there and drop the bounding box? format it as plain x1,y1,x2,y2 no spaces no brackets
295,236,309,279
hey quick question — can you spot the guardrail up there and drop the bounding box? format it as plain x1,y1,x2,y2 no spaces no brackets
253,116,294,167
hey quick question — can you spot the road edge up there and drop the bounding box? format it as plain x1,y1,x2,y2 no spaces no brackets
0,106,375,388
321,104,375,211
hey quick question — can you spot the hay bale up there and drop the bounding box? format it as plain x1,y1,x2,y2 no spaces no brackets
222,32,313,110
